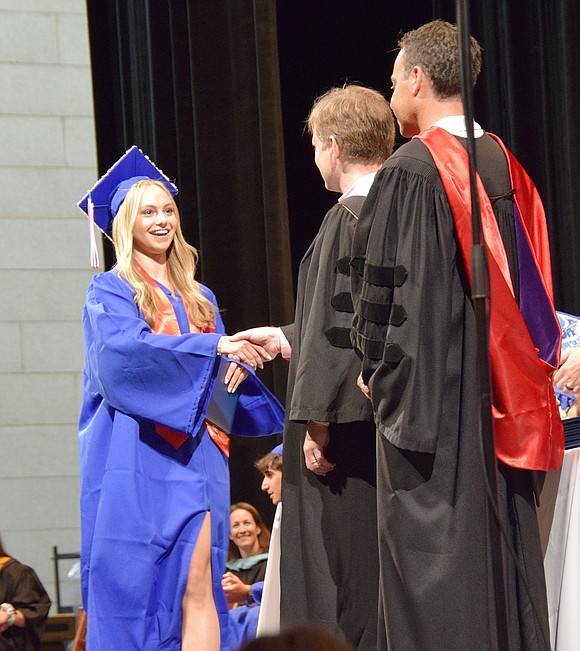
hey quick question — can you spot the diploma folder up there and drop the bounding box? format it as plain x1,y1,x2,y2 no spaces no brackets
206,357,240,434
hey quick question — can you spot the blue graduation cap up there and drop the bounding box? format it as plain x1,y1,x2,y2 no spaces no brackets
271,443,283,455
78,145,178,237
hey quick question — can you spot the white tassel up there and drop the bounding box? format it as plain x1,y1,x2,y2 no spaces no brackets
87,195,100,269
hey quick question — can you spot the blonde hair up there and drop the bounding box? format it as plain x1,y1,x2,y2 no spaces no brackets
112,179,215,330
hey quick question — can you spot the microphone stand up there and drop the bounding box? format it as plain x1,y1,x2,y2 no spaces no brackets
455,2,510,649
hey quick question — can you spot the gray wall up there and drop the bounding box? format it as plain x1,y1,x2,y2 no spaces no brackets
0,0,99,612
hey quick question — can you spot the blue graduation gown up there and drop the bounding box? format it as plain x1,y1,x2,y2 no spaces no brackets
79,271,284,650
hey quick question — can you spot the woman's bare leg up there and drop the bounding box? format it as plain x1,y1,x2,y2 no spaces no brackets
182,511,220,651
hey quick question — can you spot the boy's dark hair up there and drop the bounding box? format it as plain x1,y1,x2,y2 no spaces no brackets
254,451,283,475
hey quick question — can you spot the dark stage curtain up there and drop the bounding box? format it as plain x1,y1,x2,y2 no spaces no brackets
276,0,580,315
471,0,580,314
84,0,580,519
85,0,293,519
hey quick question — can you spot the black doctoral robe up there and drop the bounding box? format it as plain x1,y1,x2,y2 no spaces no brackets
0,558,51,651
351,136,550,651
227,556,268,589
280,196,378,650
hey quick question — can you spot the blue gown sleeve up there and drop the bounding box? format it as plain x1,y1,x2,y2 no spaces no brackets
81,272,222,435
81,272,285,439
250,581,264,604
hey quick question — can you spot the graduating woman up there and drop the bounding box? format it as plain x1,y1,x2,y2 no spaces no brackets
77,147,284,651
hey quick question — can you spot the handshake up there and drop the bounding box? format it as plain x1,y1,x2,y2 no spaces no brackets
216,327,283,392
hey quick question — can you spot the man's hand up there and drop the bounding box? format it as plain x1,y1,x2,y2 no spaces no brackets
229,327,282,360
357,372,371,400
554,347,580,394
304,421,335,476
217,336,272,370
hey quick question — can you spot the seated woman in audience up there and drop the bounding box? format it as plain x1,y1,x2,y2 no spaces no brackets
223,503,271,608
223,503,271,647
0,536,51,651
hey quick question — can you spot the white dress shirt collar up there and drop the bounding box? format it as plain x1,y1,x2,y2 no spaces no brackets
433,115,485,138
339,172,377,203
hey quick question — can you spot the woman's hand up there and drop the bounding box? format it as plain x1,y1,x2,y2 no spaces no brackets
218,336,271,370
0,609,8,633
221,571,251,606
223,362,249,393
0,605,21,633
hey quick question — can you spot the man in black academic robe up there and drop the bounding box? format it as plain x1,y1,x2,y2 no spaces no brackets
232,84,395,649
351,21,562,651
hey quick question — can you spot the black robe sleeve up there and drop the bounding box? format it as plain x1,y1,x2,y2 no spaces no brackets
351,143,470,453
0,559,51,651
279,323,294,348
288,199,373,424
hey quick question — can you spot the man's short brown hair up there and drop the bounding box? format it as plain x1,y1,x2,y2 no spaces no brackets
254,451,283,475
307,84,395,164
398,20,482,99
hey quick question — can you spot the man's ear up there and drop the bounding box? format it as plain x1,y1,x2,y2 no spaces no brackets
329,135,343,160
412,65,426,96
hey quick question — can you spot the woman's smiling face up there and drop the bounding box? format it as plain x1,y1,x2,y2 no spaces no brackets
132,183,178,262
229,508,262,557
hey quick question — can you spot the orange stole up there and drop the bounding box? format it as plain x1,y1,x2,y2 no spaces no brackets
416,128,563,471
139,270,230,456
